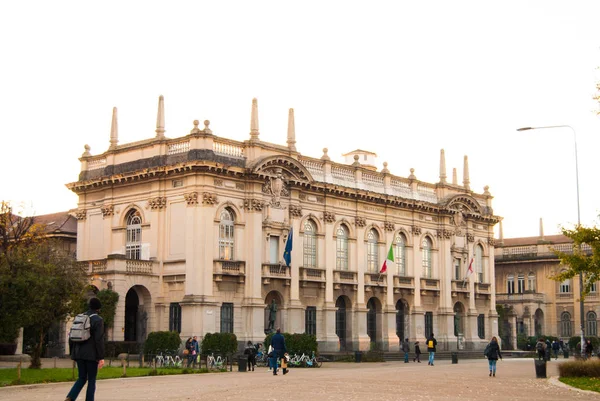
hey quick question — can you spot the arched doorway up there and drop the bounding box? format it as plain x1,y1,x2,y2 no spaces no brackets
124,288,139,342
264,291,283,334
366,297,382,346
534,309,544,337
453,302,465,337
396,299,409,343
336,297,347,351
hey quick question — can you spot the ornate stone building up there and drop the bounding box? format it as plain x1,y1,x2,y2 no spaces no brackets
67,96,500,351
494,222,600,349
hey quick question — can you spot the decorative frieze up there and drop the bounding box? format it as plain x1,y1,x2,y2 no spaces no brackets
289,204,303,218
467,233,475,242
148,197,167,209
101,205,114,217
322,211,336,223
75,209,87,220
243,198,265,211
384,221,395,232
202,192,218,205
436,228,454,239
184,192,198,205
487,237,496,246
411,225,421,235
214,179,224,187
355,217,366,227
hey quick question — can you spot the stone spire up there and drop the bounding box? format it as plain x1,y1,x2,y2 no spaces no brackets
539,218,544,239
250,98,259,141
463,155,470,190
155,95,165,139
287,108,297,151
439,149,447,184
109,107,118,149
452,168,457,185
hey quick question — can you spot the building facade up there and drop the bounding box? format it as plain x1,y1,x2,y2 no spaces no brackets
67,96,500,351
494,226,600,349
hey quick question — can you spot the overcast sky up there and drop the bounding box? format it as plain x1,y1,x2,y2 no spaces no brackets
2,1,599,239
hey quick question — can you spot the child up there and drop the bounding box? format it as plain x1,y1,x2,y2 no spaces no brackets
413,341,421,363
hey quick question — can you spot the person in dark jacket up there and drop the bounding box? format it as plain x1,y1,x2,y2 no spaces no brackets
426,333,437,366
413,341,421,363
402,338,410,363
65,297,105,401
486,336,502,377
270,328,287,376
244,340,257,371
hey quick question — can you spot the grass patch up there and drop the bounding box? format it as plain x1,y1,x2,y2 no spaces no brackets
0,366,219,387
560,377,600,393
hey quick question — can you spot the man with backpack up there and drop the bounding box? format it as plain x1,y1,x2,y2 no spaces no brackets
426,333,437,366
65,297,105,401
535,338,546,360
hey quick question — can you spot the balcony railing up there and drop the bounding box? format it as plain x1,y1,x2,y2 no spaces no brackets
213,260,246,282
496,292,546,303
79,257,157,276
475,282,491,293
451,280,470,292
365,273,387,287
420,278,440,294
261,263,291,285
300,267,326,284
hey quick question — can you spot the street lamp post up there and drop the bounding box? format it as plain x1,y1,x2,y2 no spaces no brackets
516,125,584,357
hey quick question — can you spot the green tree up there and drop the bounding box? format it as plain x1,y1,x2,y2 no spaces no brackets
0,202,88,368
552,225,600,300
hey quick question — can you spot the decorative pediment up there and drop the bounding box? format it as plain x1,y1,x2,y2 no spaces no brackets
444,195,483,215
251,156,313,184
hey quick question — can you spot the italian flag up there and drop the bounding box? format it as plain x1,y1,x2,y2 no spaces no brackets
380,244,394,274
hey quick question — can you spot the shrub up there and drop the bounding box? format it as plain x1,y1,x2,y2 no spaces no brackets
263,332,317,355
568,336,599,351
144,331,182,355
559,360,600,377
200,332,237,356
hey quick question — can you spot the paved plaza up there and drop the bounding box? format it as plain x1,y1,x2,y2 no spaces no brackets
1,358,598,401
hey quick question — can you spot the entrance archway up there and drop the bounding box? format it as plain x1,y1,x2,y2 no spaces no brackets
124,288,139,342
366,297,382,345
534,308,544,336
124,285,152,343
335,296,348,351
396,299,409,343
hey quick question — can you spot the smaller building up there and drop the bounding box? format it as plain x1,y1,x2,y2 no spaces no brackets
494,223,599,349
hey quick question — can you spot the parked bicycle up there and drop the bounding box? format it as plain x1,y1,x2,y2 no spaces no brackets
207,353,226,370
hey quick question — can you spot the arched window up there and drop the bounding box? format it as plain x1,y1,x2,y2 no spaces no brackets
517,273,525,294
367,229,379,273
422,237,432,278
218,208,235,260
395,233,407,276
507,274,514,294
561,312,572,337
126,209,142,260
560,278,571,293
587,311,597,337
336,224,349,270
303,219,317,268
474,244,484,283
528,272,536,292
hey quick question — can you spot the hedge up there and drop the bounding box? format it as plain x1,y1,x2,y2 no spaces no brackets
200,332,237,356
263,332,317,355
143,331,182,355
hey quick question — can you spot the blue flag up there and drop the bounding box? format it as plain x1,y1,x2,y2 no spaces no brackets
283,228,293,267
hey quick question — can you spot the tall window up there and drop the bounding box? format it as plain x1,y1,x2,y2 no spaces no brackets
561,312,572,337
528,272,536,292
395,233,407,276
169,303,181,333
560,278,571,293
507,274,514,294
126,209,142,260
422,237,432,278
425,312,433,338
517,273,525,294
587,311,597,337
367,229,379,273
474,244,484,283
220,303,233,333
303,219,317,268
477,314,485,339
454,259,461,280
591,281,598,293
305,306,317,336
336,225,349,270
219,208,235,260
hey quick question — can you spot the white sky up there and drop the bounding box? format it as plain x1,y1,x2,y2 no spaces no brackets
2,1,600,239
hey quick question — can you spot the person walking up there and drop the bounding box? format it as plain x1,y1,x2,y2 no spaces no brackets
585,339,594,360
184,337,194,367
485,336,502,377
270,328,288,376
551,340,560,360
426,333,437,366
402,338,410,363
535,338,546,360
413,341,421,363
244,341,257,371
191,336,199,367
65,297,105,401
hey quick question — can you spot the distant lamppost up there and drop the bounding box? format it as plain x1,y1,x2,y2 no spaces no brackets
517,125,584,357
